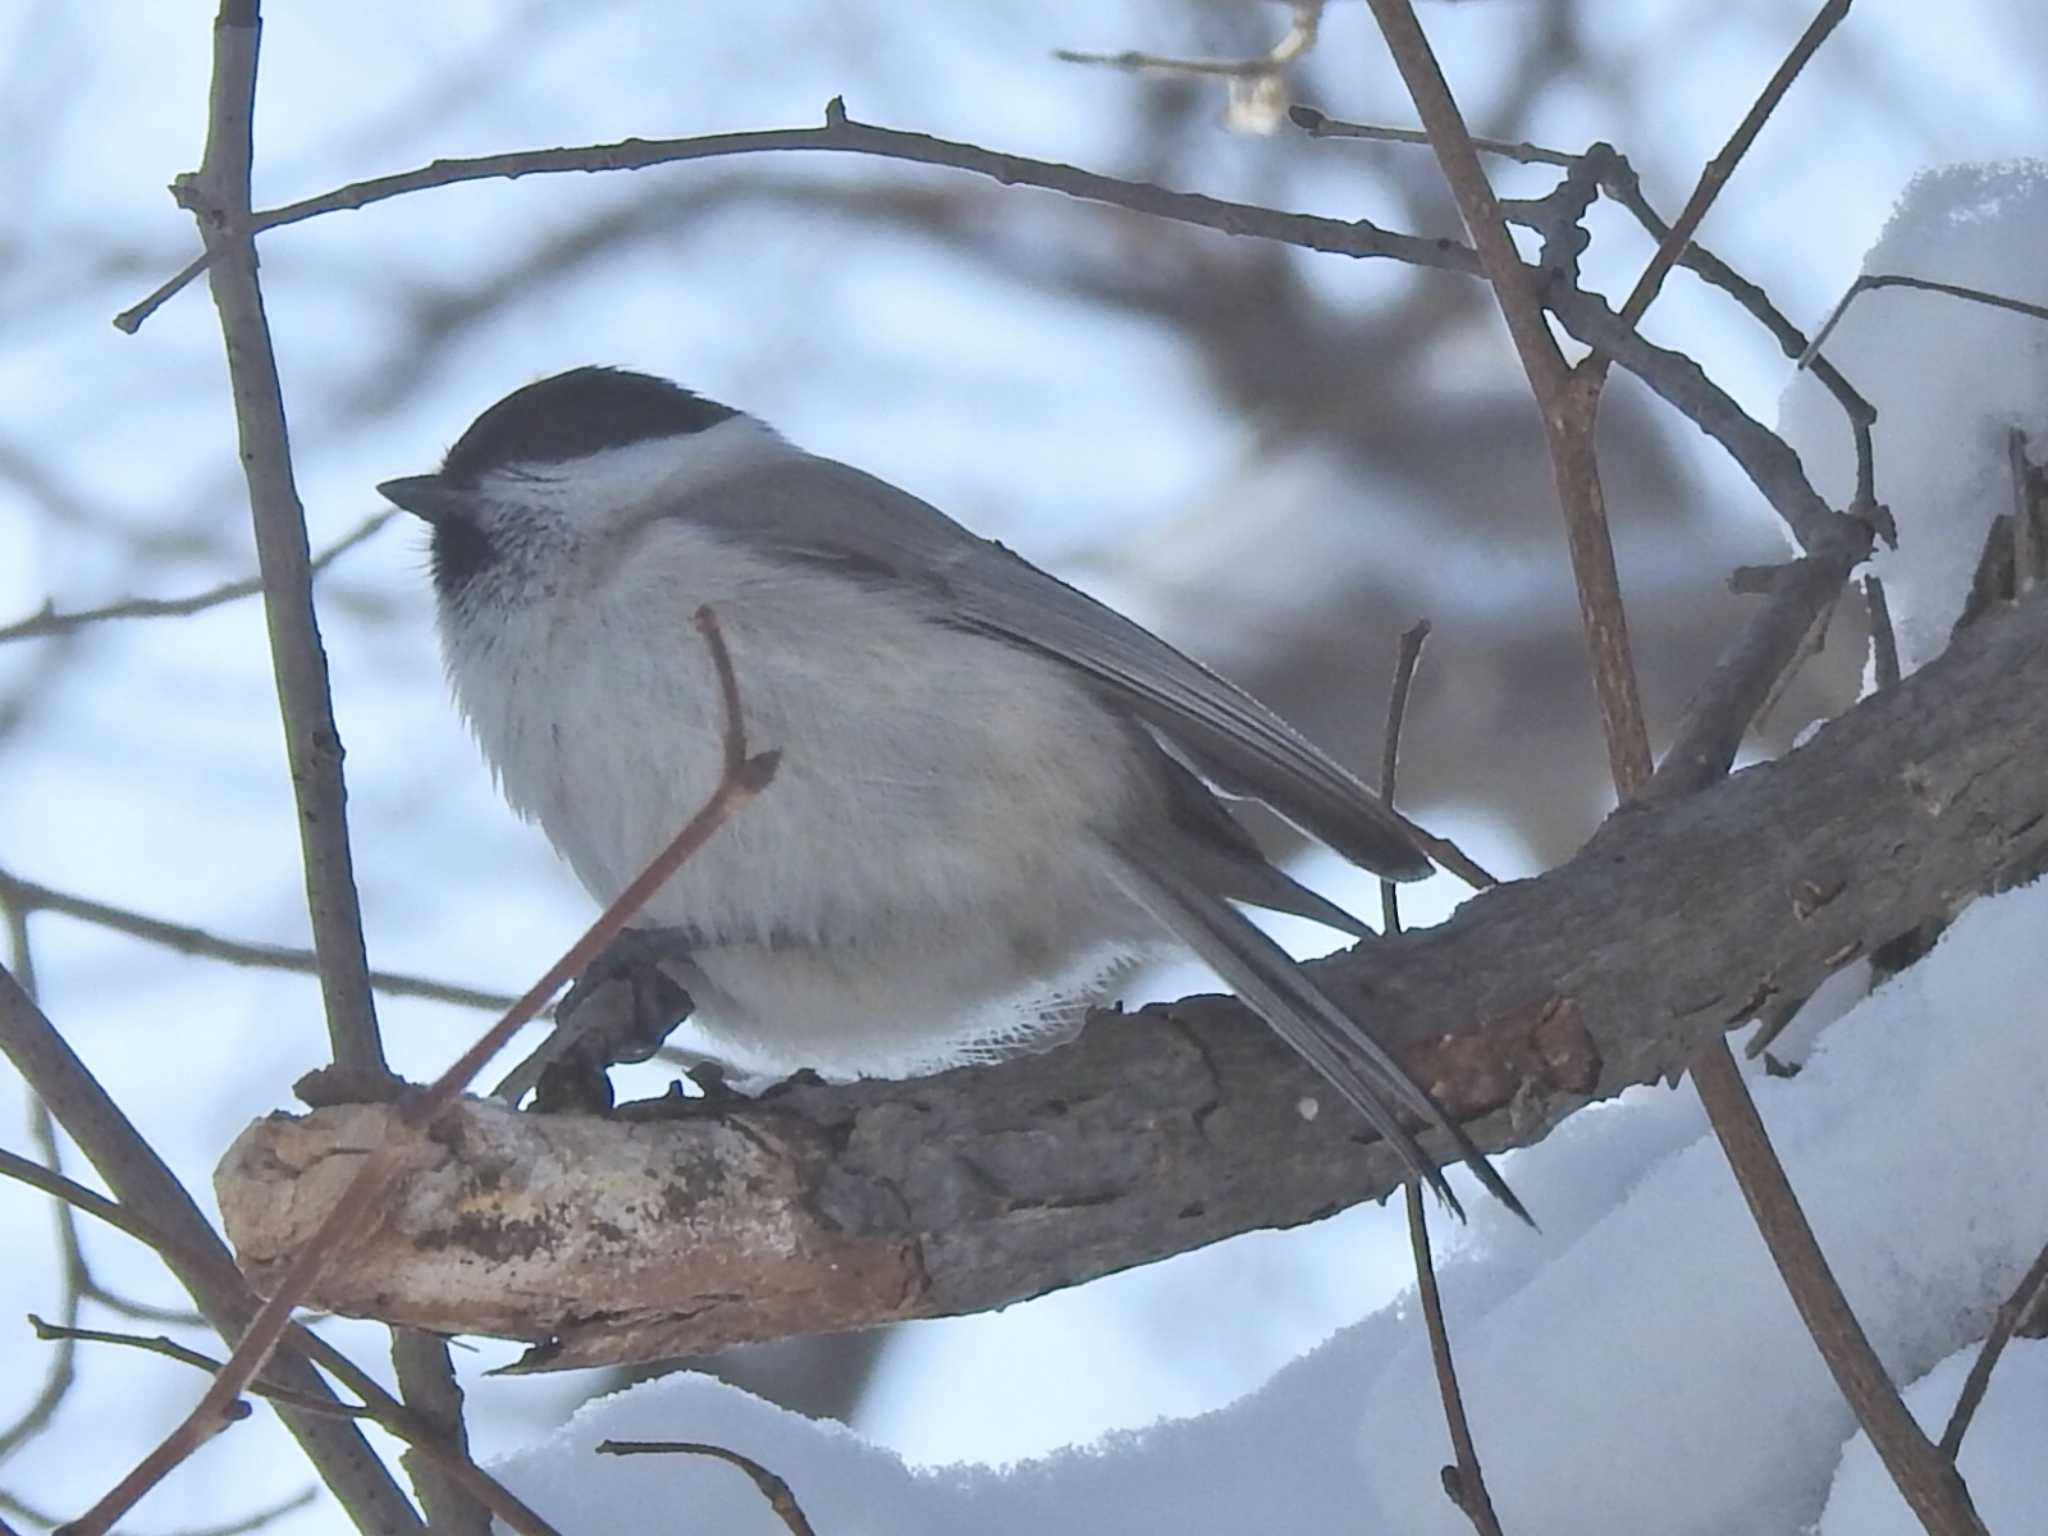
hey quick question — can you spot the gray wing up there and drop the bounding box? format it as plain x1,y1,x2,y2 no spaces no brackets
676,450,1432,880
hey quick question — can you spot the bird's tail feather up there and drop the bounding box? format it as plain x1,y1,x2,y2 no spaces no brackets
1110,842,1528,1224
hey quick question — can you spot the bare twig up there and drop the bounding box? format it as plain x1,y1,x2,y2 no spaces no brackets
71,605,777,1536
115,96,1480,334
0,510,393,645
0,896,80,1465
1590,0,1875,523
0,867,516,1012
1361,0,1650,796
1545,287,1848,552
0,1149,230,1284
1056,1,1323,132
1646,550,1860,799
1376,620,1503,1536
1405,1186,1503,1536
1939,1238,2048,1457
1696,1042,1983,1530
1292,108,1880,514
391,1331,492,1536
1609,6,1981,1523
1378,619,1433,936
1291,104,1574,167
0,1104,81,1461
0,1483,316,1536
1364,6,1982,1531
1616,0,1852,327
107,100,1853,587
25,1316,369,1421
0,1126,564,1536
0,971,425,1536
598,1441,817,1536
1056,1,1321,80
1801,273,2048,369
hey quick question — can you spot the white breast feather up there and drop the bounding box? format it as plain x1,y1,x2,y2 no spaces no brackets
440,478,1157,1075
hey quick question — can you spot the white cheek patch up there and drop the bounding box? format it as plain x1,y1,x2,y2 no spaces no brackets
477,415,789,517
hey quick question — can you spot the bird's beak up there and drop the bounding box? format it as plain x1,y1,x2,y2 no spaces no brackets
376,474,472,524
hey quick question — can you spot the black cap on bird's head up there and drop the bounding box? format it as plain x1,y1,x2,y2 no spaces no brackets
377,366,738,519
376,367,742,599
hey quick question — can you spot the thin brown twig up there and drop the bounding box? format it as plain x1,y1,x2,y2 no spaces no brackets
1297,103,1873,829
0,992,569,1536
1694,1044,1984,1531
0,1141,563,1536
1291,104,1575,167
598,1441,817,1536
0,966,426,1536
1939,1237,2048,1457
0,1483,316,1536
1296,95,1883,540
0,866,516,1012
390,1331,493,1536
1378,619,1433,936
1577,12,1979,1533
67,605,777,1536
1801,273,2048,369
1617,0,1852,327
1579,0,1855,547
1404,1186,1503,1536
1360,0,1651,798
0,894,80,1465
1367,6,1982,1532
0,510,393,645
0,1104,81,1463
25,1317,371,1422
1544,287,1848,552
1645,550,1859,800
1055,0,1322,80
0,1149,244,1288
114,96,1479,335
1375,619,1504,1536
183,0,389,1087
105,95,1855,589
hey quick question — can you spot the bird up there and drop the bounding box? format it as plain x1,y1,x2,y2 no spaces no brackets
377,365,1521,1219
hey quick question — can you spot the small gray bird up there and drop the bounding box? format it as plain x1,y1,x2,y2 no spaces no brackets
379,366,1519,1218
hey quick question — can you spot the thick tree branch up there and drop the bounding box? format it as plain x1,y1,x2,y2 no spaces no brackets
219,596,2048,1371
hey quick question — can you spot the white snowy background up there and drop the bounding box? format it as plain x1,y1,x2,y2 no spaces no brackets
1,3,2045,1533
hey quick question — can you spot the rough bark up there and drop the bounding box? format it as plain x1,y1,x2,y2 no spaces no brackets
218,596,2048,1371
